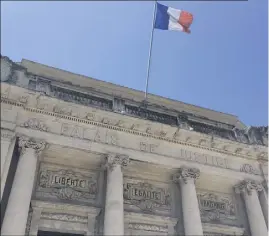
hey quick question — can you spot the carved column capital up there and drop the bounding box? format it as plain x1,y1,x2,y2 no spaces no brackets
173,167,200,184
105,153,129,170
18,136,46,155
234,180,263,196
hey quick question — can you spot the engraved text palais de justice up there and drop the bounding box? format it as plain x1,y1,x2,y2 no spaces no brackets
60,123,230,169
140,141,230,169
60,123,118,145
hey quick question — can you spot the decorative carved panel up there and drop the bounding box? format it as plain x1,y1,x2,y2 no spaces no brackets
41,212,88,224
50,85,113,110
189,121,236,141
36,165,97,203
123,181,171,214
198,192,237,226
204,233,226,236
129,223,168,233
125,105,178,126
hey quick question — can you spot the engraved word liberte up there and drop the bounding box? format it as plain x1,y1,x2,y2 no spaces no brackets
54,175,86,189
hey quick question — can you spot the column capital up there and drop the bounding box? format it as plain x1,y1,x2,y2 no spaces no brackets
234,179,263,196
105,153,129,170
18,136,46,155
173,167,200,184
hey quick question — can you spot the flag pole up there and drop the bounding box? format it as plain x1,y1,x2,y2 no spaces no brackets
144,0,157,103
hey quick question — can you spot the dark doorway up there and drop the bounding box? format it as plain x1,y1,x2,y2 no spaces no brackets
38,230,84,236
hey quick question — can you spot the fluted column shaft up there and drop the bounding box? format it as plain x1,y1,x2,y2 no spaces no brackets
235,180,268,236
174,167,203,236
104,154,129,236
1,136,46,235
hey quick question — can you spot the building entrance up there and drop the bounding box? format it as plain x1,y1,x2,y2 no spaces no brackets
38,230,84,236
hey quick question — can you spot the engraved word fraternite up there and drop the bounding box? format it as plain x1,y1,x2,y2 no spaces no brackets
0,55,268,236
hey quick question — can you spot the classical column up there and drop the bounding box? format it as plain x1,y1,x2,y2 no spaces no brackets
1,136,46,236
259,181,268,228
173,167,203,236
235,180,268,236
104,153,129,236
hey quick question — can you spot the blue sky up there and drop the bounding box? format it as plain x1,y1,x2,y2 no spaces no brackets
1,1,268,126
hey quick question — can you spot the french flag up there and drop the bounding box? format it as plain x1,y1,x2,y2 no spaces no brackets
154,3,194,33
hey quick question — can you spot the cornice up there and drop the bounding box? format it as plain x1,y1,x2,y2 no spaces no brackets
1,95,267,162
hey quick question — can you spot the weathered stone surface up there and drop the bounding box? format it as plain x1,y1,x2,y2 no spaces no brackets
1,55,267,236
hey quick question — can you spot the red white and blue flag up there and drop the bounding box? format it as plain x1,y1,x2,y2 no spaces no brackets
154,3,193,33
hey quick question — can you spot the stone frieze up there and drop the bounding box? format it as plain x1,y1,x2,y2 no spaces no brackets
0,83,266,174
1,81,267,160
128,223,168,233
41,212,87,223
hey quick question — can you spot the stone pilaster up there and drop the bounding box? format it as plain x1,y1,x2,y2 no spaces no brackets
1,136,46,235
173,167,203,236
1,129,15,176
1,132,16,200
103,153,129,236
235,180,268,236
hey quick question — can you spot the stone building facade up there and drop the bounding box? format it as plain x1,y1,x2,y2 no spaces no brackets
0,55,268,236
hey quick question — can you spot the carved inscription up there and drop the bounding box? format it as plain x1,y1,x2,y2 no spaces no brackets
61,123,118,146
240,164,259,175
198,192,237,226
179,149,230,169
204,233,225,236
140,142,159,153
56,123,259,174
124,182,171,213
200,199,225,210
41,212,87,223
129,223,168,233
37,167,97,201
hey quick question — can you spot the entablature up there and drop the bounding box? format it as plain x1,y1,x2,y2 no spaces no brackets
1,82,267,164
1,55,267,148
1,105,266,184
